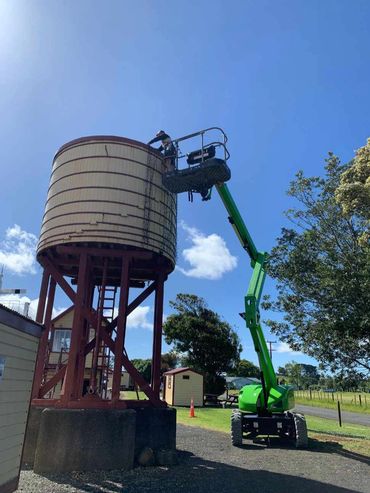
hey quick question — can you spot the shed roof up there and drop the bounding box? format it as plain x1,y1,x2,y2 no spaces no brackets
0,303,44,338
163,367,203,376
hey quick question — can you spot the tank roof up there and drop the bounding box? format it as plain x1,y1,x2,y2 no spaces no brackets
54,135,162,160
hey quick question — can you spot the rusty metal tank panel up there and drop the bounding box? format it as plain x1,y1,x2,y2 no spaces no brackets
37,136,177,274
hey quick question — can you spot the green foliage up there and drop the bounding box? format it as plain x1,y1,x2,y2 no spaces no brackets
229,359,260,378
131,352,179,383
161,352,178,373
131,358,152,383
335,138,370,229
262,150,370,377
280,361,320,389
163,293,242,393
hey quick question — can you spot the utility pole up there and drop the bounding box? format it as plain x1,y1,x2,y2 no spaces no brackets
267,340,277,359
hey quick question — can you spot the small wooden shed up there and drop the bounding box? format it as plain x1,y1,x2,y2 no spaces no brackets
163,367,203,407
0,304,43,493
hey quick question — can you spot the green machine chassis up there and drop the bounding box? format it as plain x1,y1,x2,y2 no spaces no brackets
162,128,308,448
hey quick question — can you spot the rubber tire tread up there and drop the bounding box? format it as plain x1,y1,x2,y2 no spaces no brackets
293,412,308,448
231,410,243,446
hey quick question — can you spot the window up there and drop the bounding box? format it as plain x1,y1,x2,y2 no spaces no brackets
182,375,190,380
52,329,71,352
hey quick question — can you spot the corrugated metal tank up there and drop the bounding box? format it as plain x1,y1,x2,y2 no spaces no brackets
37,136,177,271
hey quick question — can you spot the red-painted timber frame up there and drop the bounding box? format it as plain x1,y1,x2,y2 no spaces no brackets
31,246,169,409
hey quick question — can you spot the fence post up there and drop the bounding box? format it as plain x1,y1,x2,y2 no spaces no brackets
337,401,342,427
359,394,362,407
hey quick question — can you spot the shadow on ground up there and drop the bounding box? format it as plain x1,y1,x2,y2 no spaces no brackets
36,449,362,493
236,435,370,467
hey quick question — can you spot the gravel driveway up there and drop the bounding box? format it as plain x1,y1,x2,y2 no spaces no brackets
18,424,369,493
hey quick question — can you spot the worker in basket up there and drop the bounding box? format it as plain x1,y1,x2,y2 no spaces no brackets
148,130,177,169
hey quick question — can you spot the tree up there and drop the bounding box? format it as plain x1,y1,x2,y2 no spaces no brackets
163,294,242,393
229,359,260,378
131,358,152,383
131,353,179,383
300,364,320,388
335,138,370,226
283,361,302,388
161,352,178,373
262,149,370,377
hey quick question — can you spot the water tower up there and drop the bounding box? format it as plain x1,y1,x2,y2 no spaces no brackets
27,136,177,472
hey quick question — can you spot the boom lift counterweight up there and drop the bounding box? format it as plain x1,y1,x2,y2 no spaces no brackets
162,128,308,448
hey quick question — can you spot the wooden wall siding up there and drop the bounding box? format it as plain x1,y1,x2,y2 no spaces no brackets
107,371,131,390
0,322,39,490
53,309,75,328
165,375,174,405
173,371,203,407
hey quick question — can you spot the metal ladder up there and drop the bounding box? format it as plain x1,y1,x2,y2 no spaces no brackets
96,283,117,397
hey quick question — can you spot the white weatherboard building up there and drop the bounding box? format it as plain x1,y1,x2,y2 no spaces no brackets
0,304,43,493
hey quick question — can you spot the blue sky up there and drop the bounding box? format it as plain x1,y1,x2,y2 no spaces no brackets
0,0,369,371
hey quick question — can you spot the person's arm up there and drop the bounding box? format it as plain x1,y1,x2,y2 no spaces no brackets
148,135,162,145
148,132,170,145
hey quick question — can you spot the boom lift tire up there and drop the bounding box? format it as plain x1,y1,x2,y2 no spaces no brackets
231,409,243,446
293,413,308,449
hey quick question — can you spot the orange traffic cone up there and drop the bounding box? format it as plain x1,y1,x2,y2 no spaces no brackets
189,397,195,418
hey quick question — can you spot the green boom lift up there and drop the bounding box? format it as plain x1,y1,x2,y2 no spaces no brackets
162,128,308,448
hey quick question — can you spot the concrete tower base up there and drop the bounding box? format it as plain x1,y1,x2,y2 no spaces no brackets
24,407,177,474
34,409,136,473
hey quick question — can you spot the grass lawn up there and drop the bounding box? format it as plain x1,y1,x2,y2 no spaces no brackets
120,390,148,399
175,407,370,457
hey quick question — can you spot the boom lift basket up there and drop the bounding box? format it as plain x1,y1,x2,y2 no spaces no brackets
160,127,231,195
163,158,231,194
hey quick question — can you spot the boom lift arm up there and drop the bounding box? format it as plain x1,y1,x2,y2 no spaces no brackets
161,127,307,447
216,183,277,404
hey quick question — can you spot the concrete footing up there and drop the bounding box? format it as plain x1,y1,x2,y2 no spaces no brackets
34,409,136,473
135,408,176,456
22,407,44,467
23,406,177,473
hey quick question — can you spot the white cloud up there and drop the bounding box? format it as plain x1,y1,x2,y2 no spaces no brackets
127,305,152,330
107,306,168,331
275,342,302,355
0,224,38,275
177,222,237,280
0,293,66,320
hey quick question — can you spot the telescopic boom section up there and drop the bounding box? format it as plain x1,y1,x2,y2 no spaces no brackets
216,183,277,393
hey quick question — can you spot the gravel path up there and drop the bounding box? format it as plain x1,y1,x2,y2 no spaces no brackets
295,405,370,427
18,424,369,493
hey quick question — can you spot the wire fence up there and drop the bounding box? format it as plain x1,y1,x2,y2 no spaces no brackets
0,300,30,317
294,390,369,408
